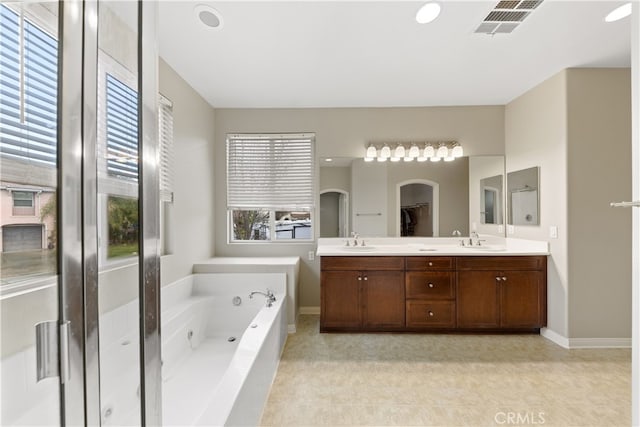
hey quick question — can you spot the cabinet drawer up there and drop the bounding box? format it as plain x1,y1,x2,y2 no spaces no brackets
405,256,454,271
406,272,454,299
456,256,546,271
406,301,455,328
321,256,404,271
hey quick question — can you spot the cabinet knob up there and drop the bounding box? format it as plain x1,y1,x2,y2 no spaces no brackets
502,276,507,281
363,276,368,281
357,276,362,281
428,262,433,266
428,311,434,317
427,283,434,288
496,277,502,281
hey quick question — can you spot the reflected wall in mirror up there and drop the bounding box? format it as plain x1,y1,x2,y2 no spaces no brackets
507,166,540,226
319,156,506,238
480,175,503,225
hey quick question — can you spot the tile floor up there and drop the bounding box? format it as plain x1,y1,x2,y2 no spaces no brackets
260,315,630,427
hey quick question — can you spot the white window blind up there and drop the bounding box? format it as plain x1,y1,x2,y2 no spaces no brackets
0,4,58,167
159,94,174,203
227,133,315,210
105,73,138,181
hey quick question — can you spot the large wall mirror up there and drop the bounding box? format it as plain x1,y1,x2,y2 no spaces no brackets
507,166,540,226
319,155,506,238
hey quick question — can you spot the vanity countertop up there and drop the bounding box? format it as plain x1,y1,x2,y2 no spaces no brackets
316,237,549,257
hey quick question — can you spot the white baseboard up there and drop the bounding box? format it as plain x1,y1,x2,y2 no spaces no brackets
541,328,570,348
287,324,296,334
541,328,631,349
299,306,320,315
568,337,631,349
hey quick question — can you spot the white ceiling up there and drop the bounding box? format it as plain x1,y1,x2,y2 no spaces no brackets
157,1,631,109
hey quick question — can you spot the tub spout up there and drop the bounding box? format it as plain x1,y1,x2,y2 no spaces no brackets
249,289,276,307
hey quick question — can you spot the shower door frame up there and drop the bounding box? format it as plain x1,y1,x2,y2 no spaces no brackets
57,0,161,424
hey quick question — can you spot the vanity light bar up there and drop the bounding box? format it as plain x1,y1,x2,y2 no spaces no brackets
364,141,463,163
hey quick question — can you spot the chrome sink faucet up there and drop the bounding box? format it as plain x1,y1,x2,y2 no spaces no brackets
249,289,276,307
470,231,479,246
351,231,360,246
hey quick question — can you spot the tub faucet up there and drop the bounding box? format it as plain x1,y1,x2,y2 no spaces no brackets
249,289,276,307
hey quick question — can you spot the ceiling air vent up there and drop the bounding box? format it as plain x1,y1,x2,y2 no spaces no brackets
475,0,543,35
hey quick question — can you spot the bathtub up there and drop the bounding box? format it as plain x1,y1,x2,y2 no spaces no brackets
161,273,288,427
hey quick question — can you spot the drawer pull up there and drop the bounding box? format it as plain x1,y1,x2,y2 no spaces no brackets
428,311,434,317
357,276,362,281
502,276,507,281
363,276,368,281
427,283,434,288
428,262,433,266
496,277,502,281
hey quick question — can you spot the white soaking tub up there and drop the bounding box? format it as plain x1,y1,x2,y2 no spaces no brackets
161,273,288,426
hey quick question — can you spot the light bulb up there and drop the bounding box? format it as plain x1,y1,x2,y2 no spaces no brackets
437,144,448,158
380,145,391,158
423,145,435,158
366,145,377,158
394,145,405,158
452,144,463,158
408,145,420,158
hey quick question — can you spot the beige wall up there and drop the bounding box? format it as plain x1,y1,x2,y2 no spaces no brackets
506,70,569,337
566,68,632,339
214,106,505,308
158,59,216,287
506,68,632,341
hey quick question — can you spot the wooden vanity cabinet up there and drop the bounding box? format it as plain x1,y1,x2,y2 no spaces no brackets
320,255,547,333
320,257,405,332
456,256,547,330
405,257,456,329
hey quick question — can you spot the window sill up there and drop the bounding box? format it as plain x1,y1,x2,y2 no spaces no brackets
0,275,57,300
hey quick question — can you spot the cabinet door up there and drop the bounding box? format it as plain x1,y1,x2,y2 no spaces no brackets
500,271,544,328
457,271,499,328
321,271,361,329
362,271,405,329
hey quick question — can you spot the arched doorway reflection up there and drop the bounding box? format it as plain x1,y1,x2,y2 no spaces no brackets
397,180,439,237
319,189,349,237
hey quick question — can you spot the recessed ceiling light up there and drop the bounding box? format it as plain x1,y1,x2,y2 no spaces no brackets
416,2,441,24
605,2,632,22
195,4,223,30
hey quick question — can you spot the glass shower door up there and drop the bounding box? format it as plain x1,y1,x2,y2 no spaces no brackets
0,2,61,425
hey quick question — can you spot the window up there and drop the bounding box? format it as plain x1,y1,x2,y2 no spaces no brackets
12,191,34,207
0,4,58,286
97,52,174,261
0,5,58,167
226,133,315,242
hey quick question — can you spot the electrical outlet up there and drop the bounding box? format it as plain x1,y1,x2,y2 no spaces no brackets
549,226,558,239
308,251,315,261
507,225,515,235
